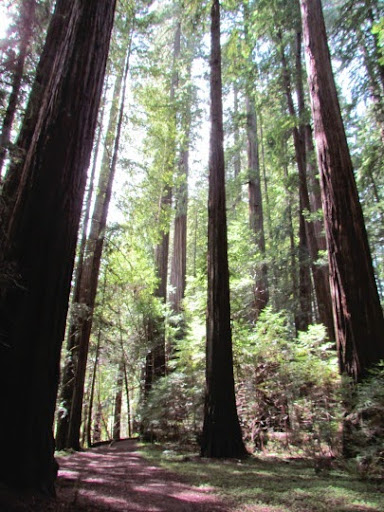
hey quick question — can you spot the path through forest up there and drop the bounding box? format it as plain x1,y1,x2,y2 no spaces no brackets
56,439,229,511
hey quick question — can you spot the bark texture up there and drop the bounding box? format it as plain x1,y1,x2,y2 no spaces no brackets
0,0,115,493
201,0,246,459
300,0,384,381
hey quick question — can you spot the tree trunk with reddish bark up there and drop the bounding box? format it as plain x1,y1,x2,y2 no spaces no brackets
300,0,384,382
278,28,334,339
201,0,246,459
0,0,115,494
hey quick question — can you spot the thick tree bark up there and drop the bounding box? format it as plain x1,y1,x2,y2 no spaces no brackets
0,0,37,175
300,0,384,382
0,0,115,494
201,0,246,459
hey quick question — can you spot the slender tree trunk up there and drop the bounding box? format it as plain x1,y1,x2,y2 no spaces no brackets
144,21,181,395
259,113,272,238
0,0,37,176
55,84,107,451
93,400,102,444
0,0,115,494
66,36,132,451
201,0,246,459
300,0,384,381
86,325,102,447
169,42,191,314
283,160,300,332
123,362,132,437
243,2,268,320
246,95,269,318
85,268,107,448
298,201,313,330
279,29,334,339
113,359,124,441
233,85,241,180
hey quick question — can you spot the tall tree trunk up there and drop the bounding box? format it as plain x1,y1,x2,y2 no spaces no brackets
0,0,37,176
169,37,191,315
169,147,188,314
201,0,246,459
258,112,272,238
297,200,313,330
283,160,300,332
86,323,102,447
123,362,132,438
113,359,124,441
246,95,269,318
243,1,268,320
144,21,181,395
300,0,384,381
66,38,132,451
55,84,107,451
0,0,115,494
233,84,241,181
278,29,334,339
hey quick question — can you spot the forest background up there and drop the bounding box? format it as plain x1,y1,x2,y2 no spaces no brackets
0,0,384,495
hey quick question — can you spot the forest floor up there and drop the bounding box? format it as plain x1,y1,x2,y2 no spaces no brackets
1,438,384,511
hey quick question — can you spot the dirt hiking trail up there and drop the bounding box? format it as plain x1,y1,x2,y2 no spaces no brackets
55,439,229,511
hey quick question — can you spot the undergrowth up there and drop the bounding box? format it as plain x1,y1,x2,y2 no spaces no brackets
139,442,384,512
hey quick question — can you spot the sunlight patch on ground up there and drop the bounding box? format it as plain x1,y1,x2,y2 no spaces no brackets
58,469,80,479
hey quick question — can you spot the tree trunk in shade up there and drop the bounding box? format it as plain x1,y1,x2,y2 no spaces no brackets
113,359,124,441
0,0,115,494
201,0,247,459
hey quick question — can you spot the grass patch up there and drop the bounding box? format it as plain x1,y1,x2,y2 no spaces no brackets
139,443,384,512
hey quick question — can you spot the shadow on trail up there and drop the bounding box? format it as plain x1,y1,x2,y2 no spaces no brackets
57,439,228,511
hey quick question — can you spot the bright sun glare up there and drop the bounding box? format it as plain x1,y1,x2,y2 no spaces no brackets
0,4,12,39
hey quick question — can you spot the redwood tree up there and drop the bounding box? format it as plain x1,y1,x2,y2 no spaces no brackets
300,0,384,382
0,0,115,494
201,0,247,459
